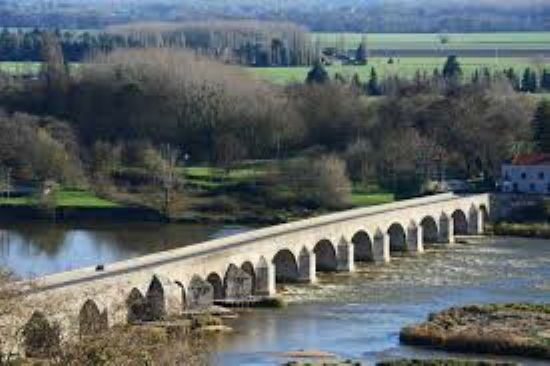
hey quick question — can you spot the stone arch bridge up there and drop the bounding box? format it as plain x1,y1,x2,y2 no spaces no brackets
11,193,490,343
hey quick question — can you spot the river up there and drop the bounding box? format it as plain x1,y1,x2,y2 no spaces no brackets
0,221,248,277
213,237,549,365
0,223,548,365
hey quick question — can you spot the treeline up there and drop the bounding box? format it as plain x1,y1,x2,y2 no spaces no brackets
2,0,549,33
0,41,548,206
106,21,314,66
0,28,124,62
316,57,550,97
0,22,314,66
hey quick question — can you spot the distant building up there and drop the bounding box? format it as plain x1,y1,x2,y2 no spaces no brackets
501,154,550,194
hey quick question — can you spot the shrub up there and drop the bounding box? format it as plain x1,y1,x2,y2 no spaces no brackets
279,155,352,209
344,139,373,183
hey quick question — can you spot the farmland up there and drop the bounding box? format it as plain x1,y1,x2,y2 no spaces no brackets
248,57,549,85
313,32,550,52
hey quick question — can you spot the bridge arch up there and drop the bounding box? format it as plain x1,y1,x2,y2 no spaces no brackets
439,212,452,243
79,299,108,337
273,249,299,283
420,216,439,244
452,209,468,235
241,261,256,295
207,272,224,300
146,275,166,321
313,239,338,271
387,223,407,252
126,287,146,323
352,230,373,262
22,311,60,358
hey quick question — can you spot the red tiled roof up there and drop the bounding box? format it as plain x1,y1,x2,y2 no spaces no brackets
511,154,550,165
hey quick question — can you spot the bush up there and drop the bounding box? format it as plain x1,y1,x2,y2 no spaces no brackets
344,139,373,183
279,155,352,209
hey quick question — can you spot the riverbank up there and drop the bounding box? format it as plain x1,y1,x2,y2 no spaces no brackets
0,164,396,225
488,222,550,239
400,304,550,360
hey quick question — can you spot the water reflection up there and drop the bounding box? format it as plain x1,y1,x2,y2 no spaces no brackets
0,222,248,278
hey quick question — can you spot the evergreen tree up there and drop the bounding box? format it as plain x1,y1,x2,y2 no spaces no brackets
482,67,492,85
334,72,347,84
351,73,363,93
306,60,329,85
533,101,550,153
505,68,520,91
442,55,462,80
521,67,537,93
541,69,550,91
471,69,480,84
355,36,368,65
367,67,380,96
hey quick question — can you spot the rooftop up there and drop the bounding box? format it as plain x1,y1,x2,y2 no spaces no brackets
510,153,550,166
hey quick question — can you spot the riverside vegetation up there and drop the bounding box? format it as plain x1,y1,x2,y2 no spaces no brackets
400,304,550,360
0,30,549,223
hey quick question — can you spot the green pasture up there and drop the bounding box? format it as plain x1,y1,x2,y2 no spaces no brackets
0,62,41,75
313,32,550,51
0,189,119,208
248,57,549,85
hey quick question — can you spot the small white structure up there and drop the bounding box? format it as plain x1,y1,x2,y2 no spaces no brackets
501,154,550,194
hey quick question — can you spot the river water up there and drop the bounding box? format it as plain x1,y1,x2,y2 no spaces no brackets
0,223,548,365
0,221,248,278
213,237,550,365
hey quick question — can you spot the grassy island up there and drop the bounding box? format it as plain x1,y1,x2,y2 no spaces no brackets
400,304,550,360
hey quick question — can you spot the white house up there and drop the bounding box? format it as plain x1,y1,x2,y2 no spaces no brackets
501,154,550,194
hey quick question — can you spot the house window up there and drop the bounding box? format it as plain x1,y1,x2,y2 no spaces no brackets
521,172,527,180
530,183,536,192
504,172,510,180
539,172,545,180
513,183,519,192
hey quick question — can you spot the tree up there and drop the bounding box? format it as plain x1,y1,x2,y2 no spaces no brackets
306,60,329,85
355,36,368,65
442,55,462,81
367,67,380,96
350,73,363,93
541,69,550,91
533,101,550,153
521,67,537,93
40,31,68,114
504,68,520,91
158,144,181,218
279,155,351,209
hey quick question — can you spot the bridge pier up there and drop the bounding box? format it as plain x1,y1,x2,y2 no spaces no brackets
298,248,317,283
439,214,455,244
468,207,484,235
372,231,390,263
406,224,424,253
337,237,355,272
256,259,276,296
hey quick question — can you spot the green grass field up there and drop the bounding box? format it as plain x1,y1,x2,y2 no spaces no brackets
184,163,394,208
313,32,550,51
0,189,118,208
248,57,549,85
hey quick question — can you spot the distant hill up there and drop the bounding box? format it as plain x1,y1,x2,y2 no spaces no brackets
0,0,549,32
